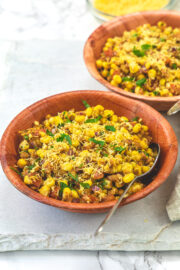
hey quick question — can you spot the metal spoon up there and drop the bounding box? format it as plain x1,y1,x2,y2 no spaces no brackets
94,143,160,236
167,100,180,115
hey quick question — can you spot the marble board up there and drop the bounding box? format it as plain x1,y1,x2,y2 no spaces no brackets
0,40,179,252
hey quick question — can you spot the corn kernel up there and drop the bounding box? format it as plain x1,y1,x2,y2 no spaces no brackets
62,187,71,200
61,162,73,171
71,190,79,198
113,74,122,84
24,175,32,185
101,69,108,77
123,173,135,183
19,140,29,151
96,59,103,68
110,80,118,87
75,115,85,123
160,78,166,86
40,135,51,144
72,139,79,147
148,69,156,80
39,185,50,196
44,177,55,187
133,123,141,133
85,107,93,117
122,163,133,174
17,158,27,168
129,62,140,73
104,110,114,118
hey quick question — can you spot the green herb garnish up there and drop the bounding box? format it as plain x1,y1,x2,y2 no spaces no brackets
122,76,134,82
136,78,146,87
141,44,151,51
85,115,102,123
132,33,138,37
160,38,166,42
57,123,64,128
133,47,145,57
114,146,126,153
24,135,29,141
10,167,21,176
59,182,68,197
89,138,105,146
27,164,36,172
153,91,160,96
132,116,139,121
65,117,71,123
105,125,116,132
56,133,72,145
102,153,108,157
80,182,90,189
144,151,150,157
82,100,90,108
172,63,177,69
46,129,54,137
68,172,78,182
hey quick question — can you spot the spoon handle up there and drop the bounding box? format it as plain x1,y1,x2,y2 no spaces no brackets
167,100,180,115
94,177,137,236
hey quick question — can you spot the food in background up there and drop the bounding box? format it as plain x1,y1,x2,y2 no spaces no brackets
96,22,180,97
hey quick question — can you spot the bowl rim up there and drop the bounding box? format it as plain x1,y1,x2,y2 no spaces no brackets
0,90,178,212
83,10,180,102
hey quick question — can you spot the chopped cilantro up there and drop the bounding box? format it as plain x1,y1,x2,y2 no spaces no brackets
59,182,68,197
102,153,108,157
132,33,138,37
68,172,78,182
65,117,71,123
46,129,54,137
24,135,29,141
57,123,64,128
85,115,102,123
144,151,149,157
141,44,151,51
82,100,90,108
133,47,145,57
172,63,177,69
105,125,116,132
89,138,105,146
160,38,166,42
28,164,35,171
122,76,134,82
10,167,21,176
153,91,160,96
114,146,126,153
136,78,146,87
80,182,90,189
132,116,139,121
56,133,72,145
79,163,84,168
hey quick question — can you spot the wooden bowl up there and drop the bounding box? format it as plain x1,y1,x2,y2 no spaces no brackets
84,11,180,111
0,90,178,213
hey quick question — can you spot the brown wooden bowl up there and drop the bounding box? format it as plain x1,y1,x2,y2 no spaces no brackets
0,90,178,213
84,11,180,112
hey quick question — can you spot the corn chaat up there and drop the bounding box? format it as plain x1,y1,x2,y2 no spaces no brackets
96,21,180,97
14,101,157,203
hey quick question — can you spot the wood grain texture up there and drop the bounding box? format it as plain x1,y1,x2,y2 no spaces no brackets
0,90,178,213
84,11,180,112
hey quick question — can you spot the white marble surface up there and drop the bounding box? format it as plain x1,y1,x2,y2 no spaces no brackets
0,0,180,269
